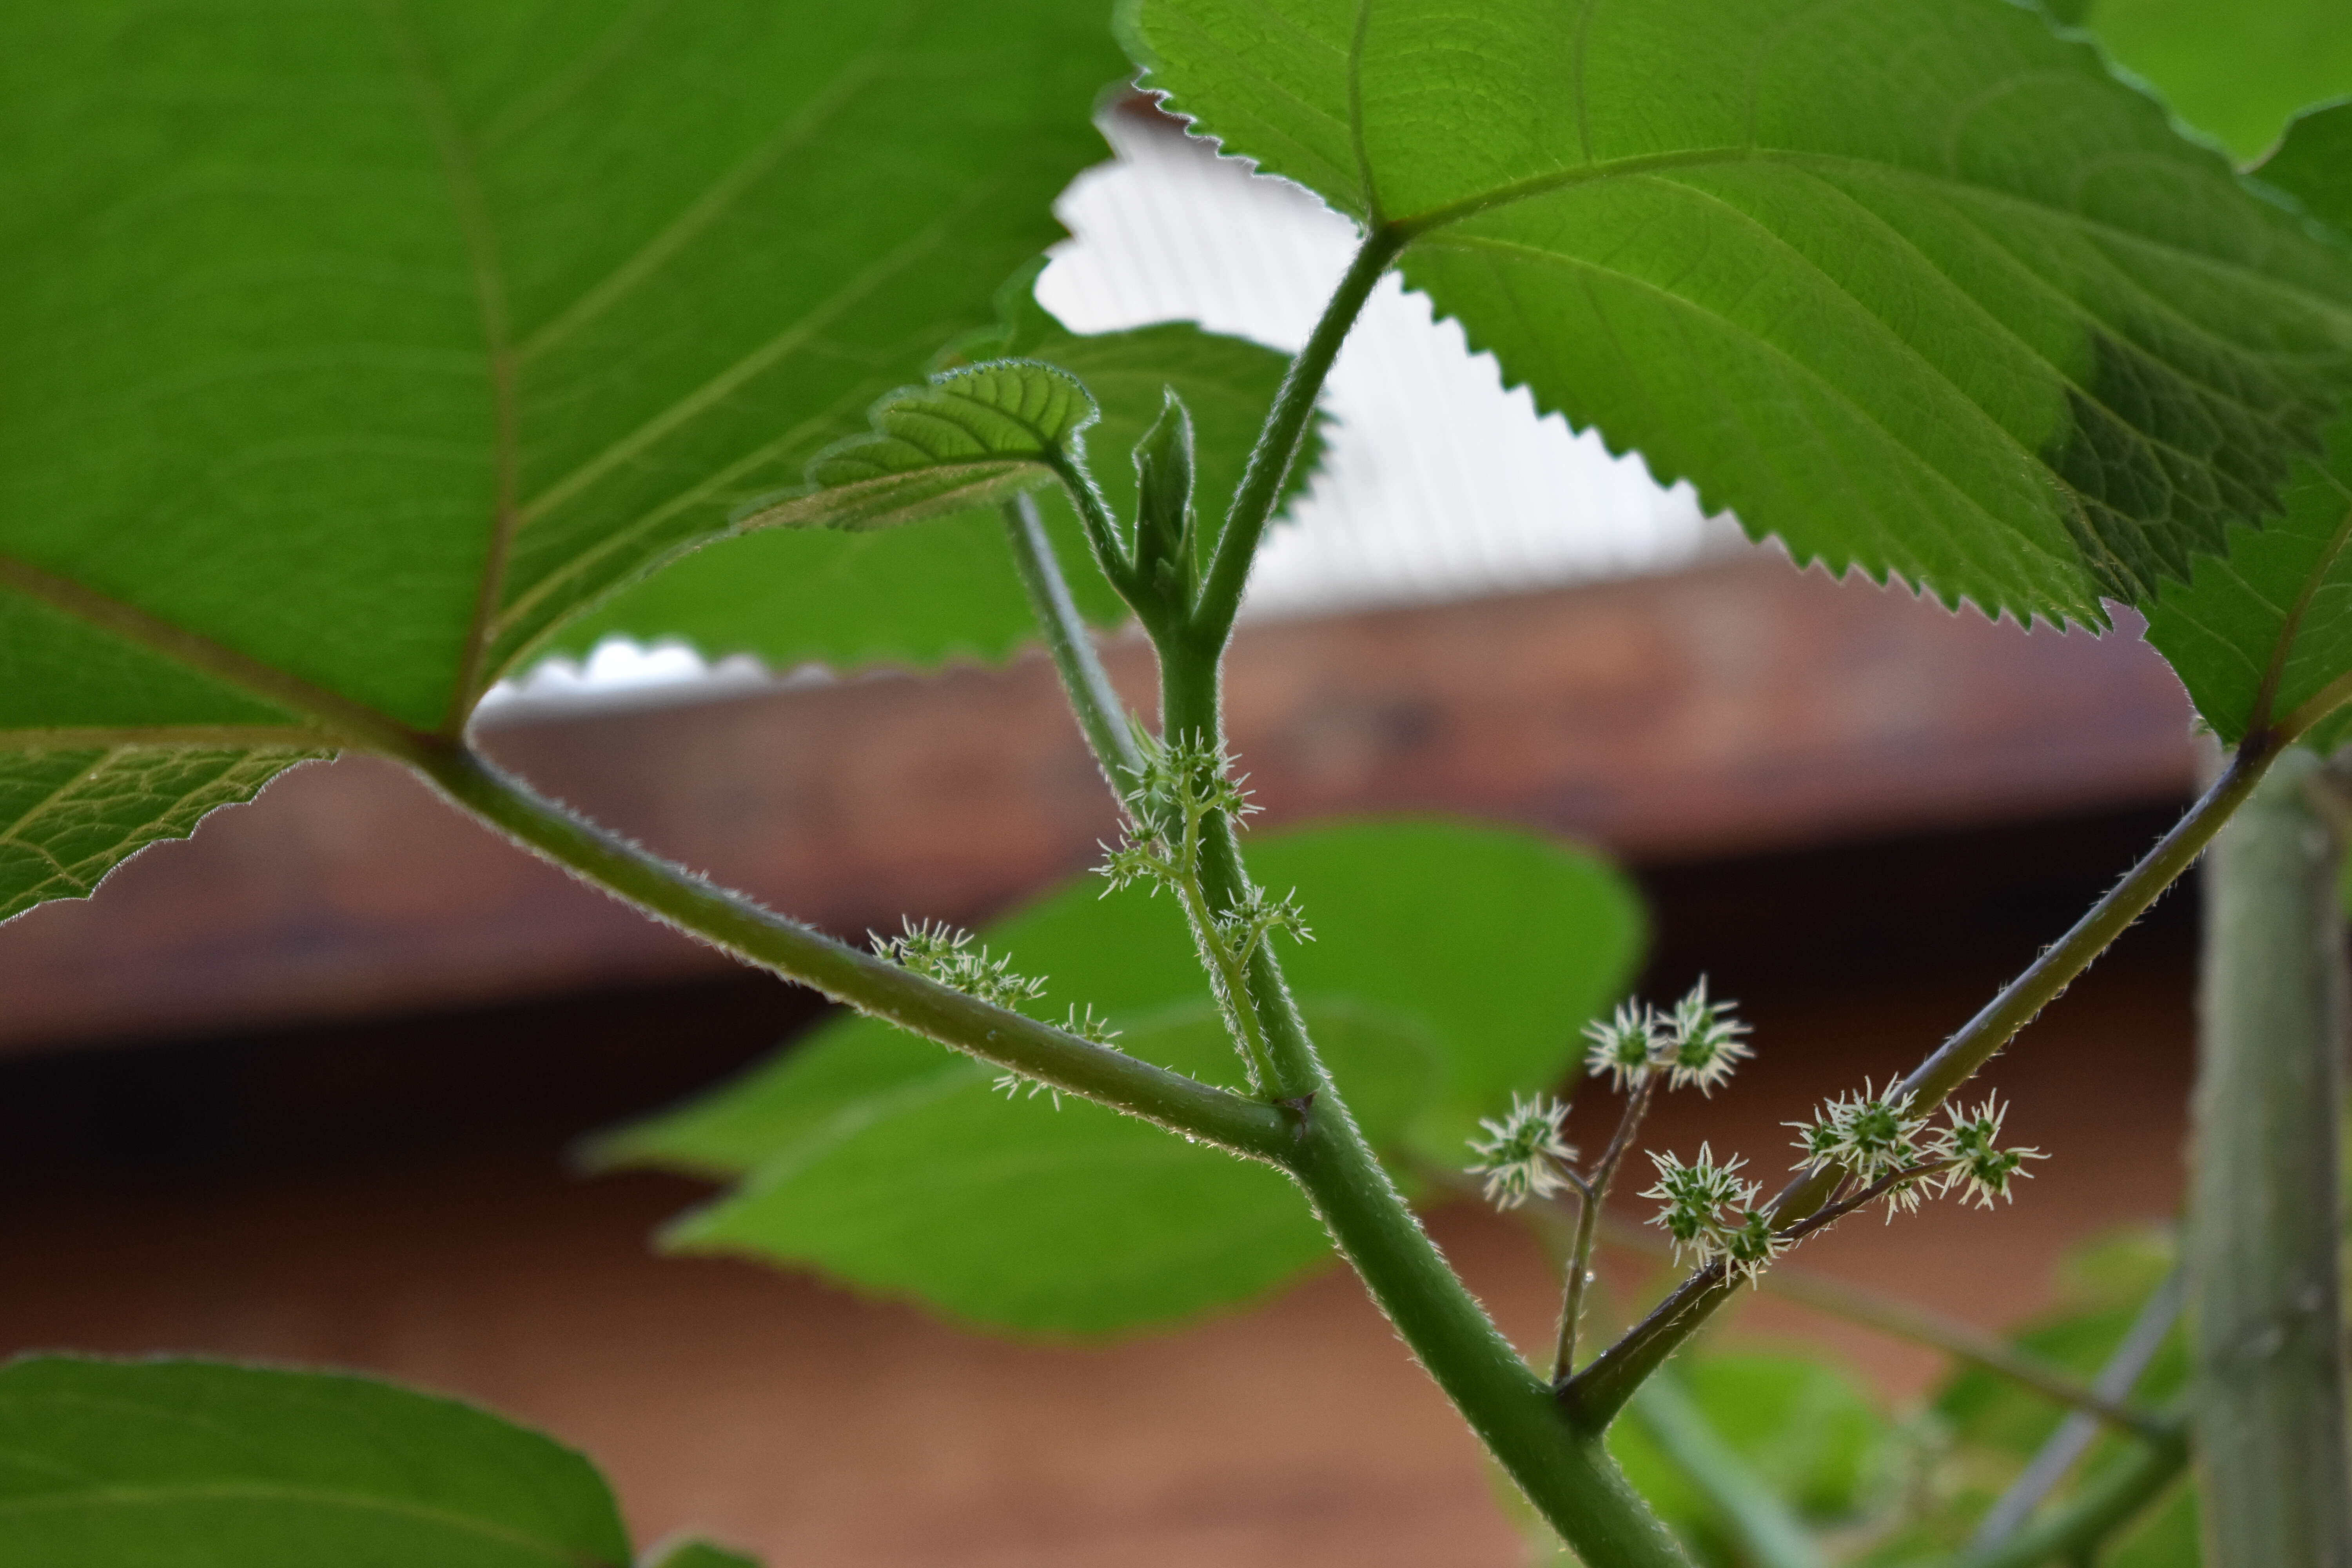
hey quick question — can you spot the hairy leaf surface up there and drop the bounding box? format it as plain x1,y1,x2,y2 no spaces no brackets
1120,0,2352,624
738,362,1100,534
552,293,1321,673
0,1,1121,918
0,748,319,921
0,1357,642,1567
662,1002,1432,1336
2146,105,2352,749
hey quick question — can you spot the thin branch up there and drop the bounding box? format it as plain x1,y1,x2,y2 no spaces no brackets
999,494,1142,787
406,740,1289,1160
1629,1370,1826,1568
1972,1270,2185,1550
1598,1218,2167,1439
1557,1073,1661,1381
1954,1421,2190,1568
1191,227,1402,644
1564,734,2283,1428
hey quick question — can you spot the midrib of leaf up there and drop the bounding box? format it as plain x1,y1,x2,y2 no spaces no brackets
0,552,420,755
0,1480,615,1566
378,0,524,736
512,49,892,366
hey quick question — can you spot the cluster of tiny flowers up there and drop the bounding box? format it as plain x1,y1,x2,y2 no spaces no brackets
1098,731,1258,897
1580,980,1753,1096
1933,1096,2047,1209
874,919,1047,1011
1641,1145,1781,1281
1465,1094,1577,1209
1789,1083,2043,1217
993,1007,1126,1107
1214,884,1313,962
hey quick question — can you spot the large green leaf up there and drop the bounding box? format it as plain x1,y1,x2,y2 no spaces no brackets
2074,0,2352,161
0,1356,738,1568
596,817,1644,1178
1118,0,2352,624
2145,106,2352,750
594,818,1642,1333
661,1001,1433,1336
0,1,1124,920
548,286,1323,673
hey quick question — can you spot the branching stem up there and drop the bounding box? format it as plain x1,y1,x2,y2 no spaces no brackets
402,740,1288,1161
1000,494,1141,786
1556,1074,1661,1381
1565,731,2285,1427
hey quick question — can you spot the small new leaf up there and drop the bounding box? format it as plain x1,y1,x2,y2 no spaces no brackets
741,363,1103,534
1132,389,1201,610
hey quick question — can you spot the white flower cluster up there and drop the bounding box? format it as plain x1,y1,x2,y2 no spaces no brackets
1466,1093,1578,1210
874,918,1047,1011
1580,979,1753,1096
1788,1084,2043,1215
1100,730,1258,897
1641,1145,1782,1283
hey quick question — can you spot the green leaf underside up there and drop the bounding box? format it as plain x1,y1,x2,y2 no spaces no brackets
597,818,1644,1177
595,819,1641,1334
663,1002,1432,1336
0,0,1125,739
1607,1356,1891,1557
2147,106,2352,750
0,1357,631,1568
739,361,1098,532
0,748,319,923
2077,0,2352,162
1119,0,2352,624
547,300,1322,673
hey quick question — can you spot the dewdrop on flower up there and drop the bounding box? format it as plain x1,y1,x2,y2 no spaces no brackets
1659,978,1752,1095
1466,1094,1577,1210
1934,1094,2046,1209
1583,1000,1659,1091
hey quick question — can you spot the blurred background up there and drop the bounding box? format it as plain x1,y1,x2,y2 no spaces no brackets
0,104,2203,1566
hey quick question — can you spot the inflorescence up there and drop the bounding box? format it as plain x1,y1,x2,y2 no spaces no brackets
869,917,1123,1108
1466,1094,1577,1209
1579,979,1752,1097
1472,976,2046,1292
1641,1145,1782,1283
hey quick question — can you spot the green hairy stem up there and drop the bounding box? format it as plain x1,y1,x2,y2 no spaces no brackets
2189,747,2352,1566
404,740,1287,1162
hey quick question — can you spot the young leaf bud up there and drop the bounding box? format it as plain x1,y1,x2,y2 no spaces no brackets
1131,388,1199,612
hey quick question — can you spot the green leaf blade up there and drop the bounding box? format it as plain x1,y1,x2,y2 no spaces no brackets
742,361,1098,534
0,0,1128,740
0,747,318,924
597,818,1645,1335
1123,0,2352,624
0,1357,632,1568
554,305,1326,675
